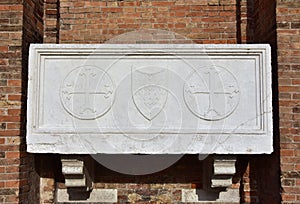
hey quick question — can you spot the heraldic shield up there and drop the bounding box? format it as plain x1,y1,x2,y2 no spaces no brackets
131,66,168,121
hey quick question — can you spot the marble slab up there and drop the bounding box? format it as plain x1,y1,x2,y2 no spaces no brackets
27,44,273,154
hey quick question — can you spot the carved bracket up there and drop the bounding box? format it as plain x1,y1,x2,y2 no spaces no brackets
211,155,237,188
186,155,239,203
58,156,118,202
61,156,93,191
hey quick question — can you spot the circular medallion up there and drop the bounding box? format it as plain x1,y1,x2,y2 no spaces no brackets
184,66,240,121
60,66,114,120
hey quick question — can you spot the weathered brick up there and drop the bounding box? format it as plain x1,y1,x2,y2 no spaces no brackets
0,188,18,195
278,0,300,201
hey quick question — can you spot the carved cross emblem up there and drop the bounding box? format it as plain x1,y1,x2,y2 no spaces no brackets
60,66,114,120
68,72,112,114
184,66,240,121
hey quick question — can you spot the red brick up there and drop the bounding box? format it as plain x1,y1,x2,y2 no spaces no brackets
0,46,8,52
4,195,19,203
5,151,20,159
0,116,20,123
152,1,175,6
283,194,296,202
5,166,19,173
0,130,21,136
5,180,19,188
6,123,20,129
281,164,295,171
84,2,106,7
292,79,300,85
7,94,21,101
9,5,23,11
0,5,9,11
7,109,21,116
101,7,123,13
283,186,300,194
281,149,295,156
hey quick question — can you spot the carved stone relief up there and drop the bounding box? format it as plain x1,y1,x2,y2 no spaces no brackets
27,44,272,154
184,66,240,121
60,66,114,120
131,66,168,121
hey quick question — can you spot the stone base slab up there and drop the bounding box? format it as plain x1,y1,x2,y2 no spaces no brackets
56,189,117,203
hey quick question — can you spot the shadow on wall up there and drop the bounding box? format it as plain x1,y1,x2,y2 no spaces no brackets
21,0,44,203
92,154,203,183
236,0,280,203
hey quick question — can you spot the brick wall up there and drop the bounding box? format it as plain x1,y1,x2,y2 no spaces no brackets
0,0,43,203
238,0,254,43
239,0,281,203
59,0,238,44
277,0,300,203
57,155,204,203
44,0,59,43
1,0,299,203
23,0,44,203
0,1,24,203
252,0,280,202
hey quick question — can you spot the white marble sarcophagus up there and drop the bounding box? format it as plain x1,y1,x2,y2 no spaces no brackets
27,44,272,154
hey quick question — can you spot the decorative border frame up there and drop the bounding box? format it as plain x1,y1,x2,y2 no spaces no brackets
27,44,272,154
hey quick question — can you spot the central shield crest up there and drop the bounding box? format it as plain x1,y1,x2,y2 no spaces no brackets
131,66,168,121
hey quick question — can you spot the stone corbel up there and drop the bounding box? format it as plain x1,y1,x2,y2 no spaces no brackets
61,156,93,191
211,155,237,188
58,156,118,202
187,155,239,203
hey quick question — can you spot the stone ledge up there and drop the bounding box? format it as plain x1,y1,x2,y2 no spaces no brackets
56,189,117,203
182,188,239,203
